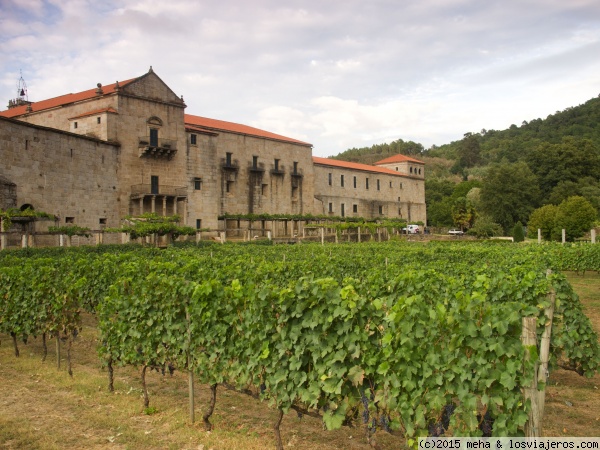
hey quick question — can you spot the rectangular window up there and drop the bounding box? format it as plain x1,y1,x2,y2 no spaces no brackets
366,178,369,190
390,181,393,188
378,205,383,215
293,161,298,174
65,217,74,224
97,117,101,124
196,219,202,230
262,184,268,196
341,203,345,217
274,158,280,171
74,122,78,129
252,155,258,169
151,175,159,194
149,128,159,147
377,179,380,191
353,204,358,213
226,152,233,166
399,182,403,189
353,176,357,188
328,202,333,213
194,177,202,190
341,174,344,187
226,180,234,193
99,218,107,228
328,173,332,186
191,134,197,145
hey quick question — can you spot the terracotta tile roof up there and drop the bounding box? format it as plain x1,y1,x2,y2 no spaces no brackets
374,154,425,165
185,123,219,136
313,156,414,177
69,107,118,120
0,78,137,118
184,114,311,147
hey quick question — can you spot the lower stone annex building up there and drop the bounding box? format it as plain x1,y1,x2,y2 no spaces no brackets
0,68,425,241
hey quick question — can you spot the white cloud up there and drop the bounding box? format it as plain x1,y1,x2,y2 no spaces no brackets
1,0,599,156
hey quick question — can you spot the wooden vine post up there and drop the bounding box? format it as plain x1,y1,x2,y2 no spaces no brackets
521,316,539,437
186,307,195,424
538,270,556,426
522,269,556,437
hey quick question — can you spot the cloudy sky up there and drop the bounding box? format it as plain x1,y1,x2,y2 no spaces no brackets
1,0,600,157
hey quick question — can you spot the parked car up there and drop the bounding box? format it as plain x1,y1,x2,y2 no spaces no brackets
448,229,464,235
402,224,420,234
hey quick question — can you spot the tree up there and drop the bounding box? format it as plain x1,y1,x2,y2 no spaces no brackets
426,179,455,227
468,215,503,238
512,221,525,243
480,161,541,233
457,133,482,168
554,196,598,242
527,204,559,240
526,137,600,198
451,197,476,230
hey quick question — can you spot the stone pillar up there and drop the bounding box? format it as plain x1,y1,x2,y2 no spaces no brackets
21,234,28,248
562,229,566,244
121,232,130,244
162,197,167,216
139,198,144,215
538,229,541,244
591,229,596,244
95,232,103,245
358,227,361,243
320,227,324,245
66,235,72,247
196,231,201,243
59,234,65,247
267,231,272,241
151,196,156,214
220,231,226,244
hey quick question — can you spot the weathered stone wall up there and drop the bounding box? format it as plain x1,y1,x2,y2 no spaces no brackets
0,117,121,232
313,163,426,223
208,132,315,220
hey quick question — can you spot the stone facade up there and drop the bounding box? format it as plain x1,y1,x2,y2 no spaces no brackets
1,68,426,237
313,157,426,223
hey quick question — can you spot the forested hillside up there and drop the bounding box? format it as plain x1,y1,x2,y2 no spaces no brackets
329,95,600,235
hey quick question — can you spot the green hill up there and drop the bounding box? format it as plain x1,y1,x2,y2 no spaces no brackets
328,95,600,231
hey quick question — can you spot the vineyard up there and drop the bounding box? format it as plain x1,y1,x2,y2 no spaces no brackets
0,241,599,449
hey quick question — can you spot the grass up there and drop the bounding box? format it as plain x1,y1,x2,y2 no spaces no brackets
1,272,599,449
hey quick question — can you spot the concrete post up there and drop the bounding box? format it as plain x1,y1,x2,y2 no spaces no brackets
59,234,65,247
591,229,596,244
21,233,28,248
562,229,566,244
320,227,324,245
267,231,272,241
358,227,361,243
0,233,5,250
95,232,102,245
196,231,201,243
538,229,541,244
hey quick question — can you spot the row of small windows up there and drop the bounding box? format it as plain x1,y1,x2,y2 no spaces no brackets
328,203,387,216
73,117,102,129
410,167,422,175
328,173,402,190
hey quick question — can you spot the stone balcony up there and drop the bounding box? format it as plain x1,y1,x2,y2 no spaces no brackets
138,137,178,159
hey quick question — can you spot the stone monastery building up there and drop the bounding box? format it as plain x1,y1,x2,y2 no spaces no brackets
0,68,425,236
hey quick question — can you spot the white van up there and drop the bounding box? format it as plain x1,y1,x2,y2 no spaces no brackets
402,224,420,234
